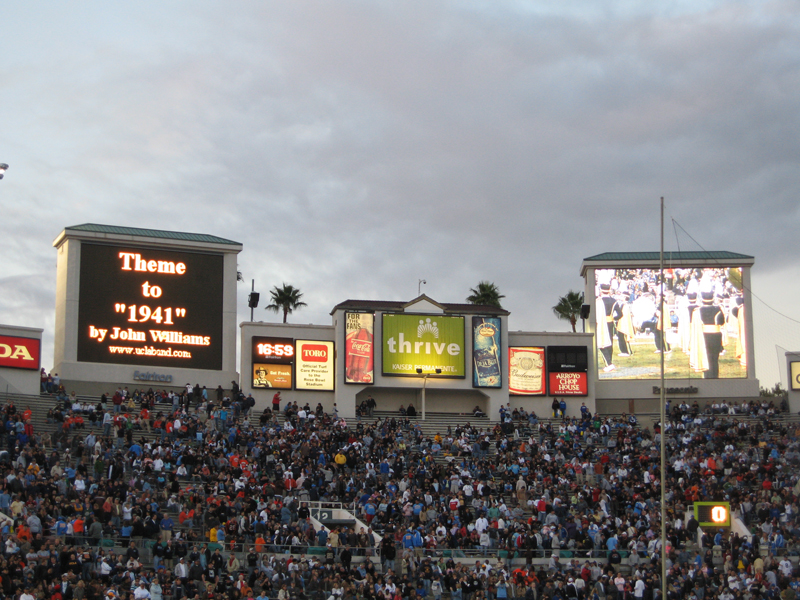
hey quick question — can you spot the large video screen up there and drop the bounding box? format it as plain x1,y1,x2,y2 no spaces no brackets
382,314,465,377
77,244,224,370
594,267,747,380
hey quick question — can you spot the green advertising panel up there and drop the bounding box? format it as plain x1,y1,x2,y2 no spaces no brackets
382,314,465,377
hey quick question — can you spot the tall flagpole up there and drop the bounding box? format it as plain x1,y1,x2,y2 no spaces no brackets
660,197,667,597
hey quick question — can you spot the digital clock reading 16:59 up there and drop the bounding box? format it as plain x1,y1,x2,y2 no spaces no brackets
253,338,295,362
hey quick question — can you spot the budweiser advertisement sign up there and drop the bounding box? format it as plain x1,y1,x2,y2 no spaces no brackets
508,347,545,395
548,372,588,396
0,335,41,370
344,312,374,384
296,340,334,391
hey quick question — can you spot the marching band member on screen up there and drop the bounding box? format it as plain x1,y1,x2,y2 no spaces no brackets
731,295,747,367
596,271,627,372
692,283,726,378
676,291,698,354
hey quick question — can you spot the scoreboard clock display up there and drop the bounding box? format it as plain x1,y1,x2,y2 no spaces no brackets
694,502,731,527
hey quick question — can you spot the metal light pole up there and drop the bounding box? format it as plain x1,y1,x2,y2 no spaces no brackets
660,196,667,597
417,368,441,420
421,373,429,420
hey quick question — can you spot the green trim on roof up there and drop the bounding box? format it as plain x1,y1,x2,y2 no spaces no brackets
584,251,753,262
65,224,241,246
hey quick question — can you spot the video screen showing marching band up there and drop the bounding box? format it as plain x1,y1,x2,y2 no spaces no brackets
594,267,747,380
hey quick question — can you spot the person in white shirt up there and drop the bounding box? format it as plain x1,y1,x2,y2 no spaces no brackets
633,576,646,599
475,516,489,533
134,582,152,600
174,557,189,579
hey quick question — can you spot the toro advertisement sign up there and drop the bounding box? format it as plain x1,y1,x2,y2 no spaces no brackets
295,340,334,391
382,314,465,377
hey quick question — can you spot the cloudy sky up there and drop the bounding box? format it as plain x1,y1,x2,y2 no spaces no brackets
1,1,798,388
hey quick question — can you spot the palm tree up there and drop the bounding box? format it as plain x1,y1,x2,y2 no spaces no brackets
265,284,308,323
552,290,585,332
466,281,505,309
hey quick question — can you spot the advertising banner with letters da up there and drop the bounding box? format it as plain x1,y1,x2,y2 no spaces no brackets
252,337,294,389
345,312,374,384
0,335,41,370
508,347,545,395
548,372,588,396
296,340,334,390
472,317,501,388
382,314,465,377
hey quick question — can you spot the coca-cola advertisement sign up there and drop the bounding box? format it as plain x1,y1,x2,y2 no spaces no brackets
345,312,374,384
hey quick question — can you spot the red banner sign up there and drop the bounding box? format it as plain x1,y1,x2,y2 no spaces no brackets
548,372,587,396
0,335,41,370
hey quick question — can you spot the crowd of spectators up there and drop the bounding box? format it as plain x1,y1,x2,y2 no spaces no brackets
0,383,797,600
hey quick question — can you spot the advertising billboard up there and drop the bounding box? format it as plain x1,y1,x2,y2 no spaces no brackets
344,312,374,384
252,337,294,389
549,372,588,395
0,335,41,370
791,362,800,391
594,267,747,380
296,340,334,391
382,314,465,377
77,243,224,370
508,347,545,395
548,346,589,396
472,317,501,387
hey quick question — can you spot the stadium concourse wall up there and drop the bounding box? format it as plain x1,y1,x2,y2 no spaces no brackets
240,300,598,421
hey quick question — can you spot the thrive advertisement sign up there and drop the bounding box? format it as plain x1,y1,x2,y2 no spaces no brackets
382,314,465,377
